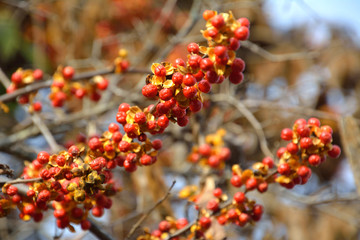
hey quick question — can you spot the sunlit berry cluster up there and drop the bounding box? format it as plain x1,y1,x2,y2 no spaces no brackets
276,117,341,188
187,129,231,169
6,68,44,112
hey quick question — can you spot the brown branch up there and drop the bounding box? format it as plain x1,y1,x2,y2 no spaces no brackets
0,67,150,103
0,177,42,186
125,180,176,240
89,219,114,240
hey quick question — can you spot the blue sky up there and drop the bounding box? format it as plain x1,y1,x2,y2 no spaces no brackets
263,0,360,46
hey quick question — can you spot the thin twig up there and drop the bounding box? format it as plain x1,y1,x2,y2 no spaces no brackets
242,40,319,62
212,94,274,158
125,180,176,240
88,219,114,240
0,177,42,186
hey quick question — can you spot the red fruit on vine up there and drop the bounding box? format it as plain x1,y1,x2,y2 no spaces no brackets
152,230,162,237
134,112,146,125
231,175,242,187
227,209,238,220
37,151,50,164
205,70,219,84
32,102,42,112
199,217,212,229
154,65,166,77
68,145,80,157
281,128,293,141
308,154,321,166
299,137,313,149
203,10,215,21
214,46,227,58
238,213,250,225
234,192,245,204
62,66,75,79
217,215,227,225
116,111,127,124
96,78,109,90
176,218,188,229
294,118,307,126
177,116,189,127
211,14,225,29
321,125,333,134
140,154,153,165
262,157,274,168
276,147,287,158
307,117,320,127
219,147,231,161
27,189,35,197
238,17,250,27
56,155,66,167
142,84,158,98
159,88,173,101
188,54,201,69
183,74,196,86
229,71,244,84
81,220,91,230
234,26,249,41
328,145,341,158
157,115,169,128
257,182,268,193
207,28,218,38
183,86,197,99
11,71,22,84
213,188,222,197
297,165,311,178
200,58,214,71
208,155,220,168
207,199,219,211
246,177,257,191
174,58,185,67
172,72,183,85
189,99,202,112
159,220,171,232
6,185,18,196
228,37,240,51
108,123,119,133
199,144,211,156
6,84,16,93
54,208,66,219
319,131,332,144
296,124,310,138
88,137,102,150
118,103,130,112
33,212,43,222
187,43,199,54
92,206,104,217
123,160,137,172
23,204,36,215
152,139,163,150
75,88,86,99
277,163,291,176
286,142,298,154
37,189,50,202
198,80,211,93
18,94,29,104
120,60,130,71
253,204,263,216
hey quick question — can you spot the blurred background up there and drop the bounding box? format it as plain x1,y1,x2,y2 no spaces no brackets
0,0,360,239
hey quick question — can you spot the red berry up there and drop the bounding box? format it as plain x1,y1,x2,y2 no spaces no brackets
188,54,201,69
116,111,127,124
96,78,109,90
286,142,299,154
32,102,42,112
37,189,50,202
6,185,18,196
154,65,166,77
281,128,293,141
37,151,50,164
140,154,153,166
198,80,211,93
199,144,211,156
207,28,218,38
234,192,245,204
193,70,204,82
228,37,240,51
245,178,257,191
262,157,274,168
174,58,185,67
189,99,202,113
328,145,341,158
214,46,227,57
183,74,196,86
81,220,91,230
231,175,242,187
203,10,215,21
118,103,130,112
118,141,131,152
18,94,29,104
159,88,173,101
299,137,313,149
27,189,36,197
297,124,310,138
32,69,43,80
68,145,80,157
33,212,43,222
177,116,189,127
88,137,102,150
205,70,219,84
152,139,163,150
187,43,199,54
238,17,250,27
321,125,333,134
229,71,244,84
277,163,291,176
134,112,146,124
211,15,225,29
6,84,16,93
257,182,268,193
320,131,332,144
308,117,320,127
234,26,249,41
206,199,219,211
199,217,211,229
23,204,36,215
176,218,188,229
54,208,66,219
208,155,220,168
183,86,197,99
159,220,171,232
294,118,307,126
227,209,238,220
157,115,169,128
238,213,250,225
217,215,227,225
108,123,120,133
219,147,231,161
92,206,104,217
172,72,183,85
11,71,23,84
200,58,214,71
297,165,311,178
308,154,321,166
142,84,158,98
276,147,287,158
213,188,222,197
62,66,75,79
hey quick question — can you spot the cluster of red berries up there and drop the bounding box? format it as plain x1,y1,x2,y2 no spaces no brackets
138,217,189,240
275,117,341,188
187,129,231,169
6,68,44,112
